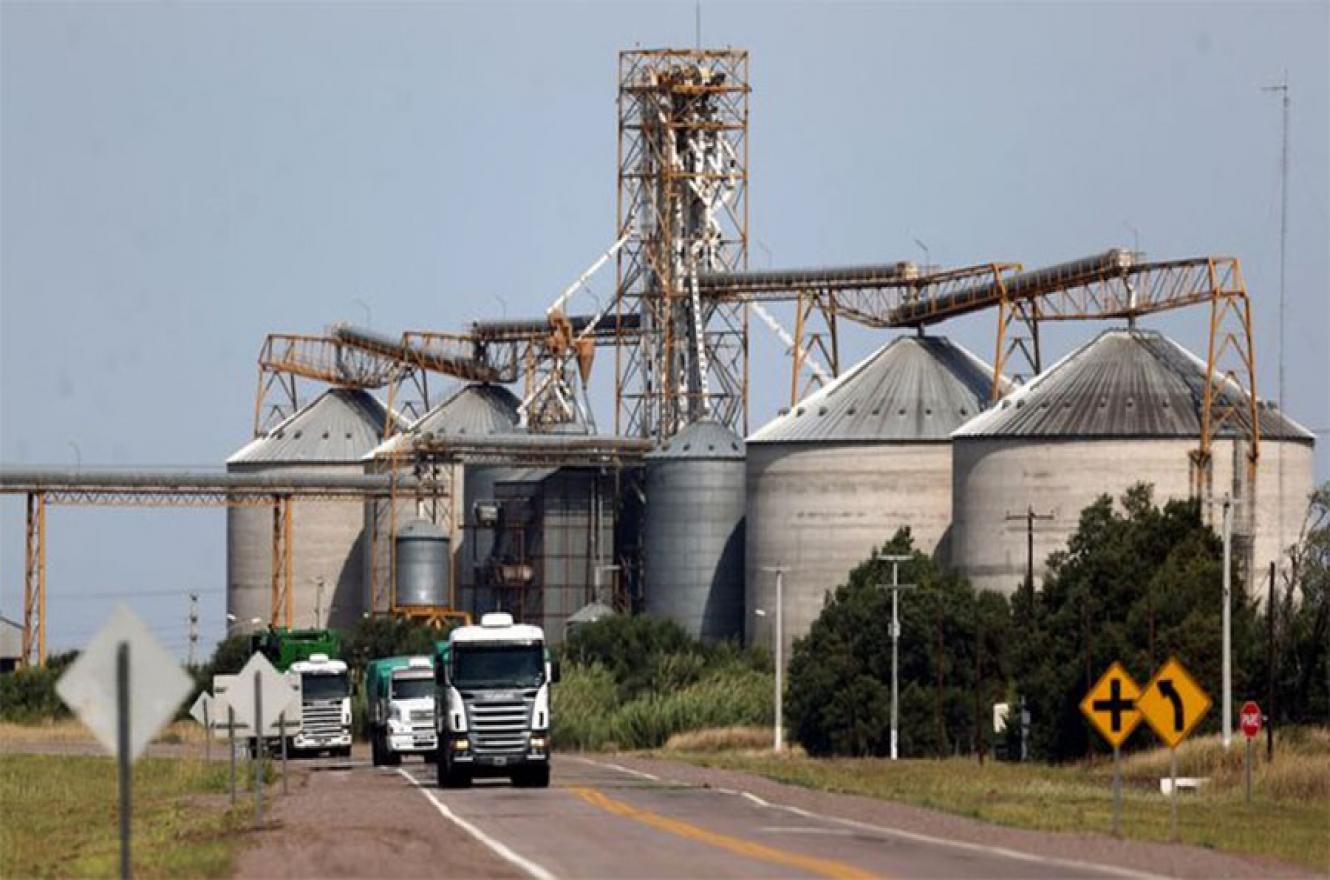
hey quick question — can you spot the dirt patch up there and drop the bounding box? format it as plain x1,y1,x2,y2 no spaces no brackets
234,750,523,880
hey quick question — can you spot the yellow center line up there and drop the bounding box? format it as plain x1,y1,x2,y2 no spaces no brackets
570,786,880,880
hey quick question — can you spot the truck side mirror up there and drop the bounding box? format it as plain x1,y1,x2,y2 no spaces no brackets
550,660,561,684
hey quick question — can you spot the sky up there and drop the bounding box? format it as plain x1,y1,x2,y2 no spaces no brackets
2,1,1327,661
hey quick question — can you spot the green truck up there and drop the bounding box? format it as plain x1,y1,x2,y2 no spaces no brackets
366,655,438,765
250,627,352,756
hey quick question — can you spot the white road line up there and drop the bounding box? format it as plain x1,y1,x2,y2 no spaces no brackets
566,755,660,781
581,757,1166,880
732,788,1166,880
396,768,559,880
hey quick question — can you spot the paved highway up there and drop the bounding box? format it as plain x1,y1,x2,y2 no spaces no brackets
230,750,1308,879
394,757,1153,880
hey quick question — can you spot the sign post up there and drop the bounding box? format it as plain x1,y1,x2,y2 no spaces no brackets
55,606,192,880
228,704,237,804
116,643,131,880
227,652,292,829
1240,700,1262,805
189,692,215,762
1138,657,1212,842
1079,662,1142,837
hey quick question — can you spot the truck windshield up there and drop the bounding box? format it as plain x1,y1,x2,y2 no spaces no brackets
302,672,349,701
451,645,544,689
392,677,433,700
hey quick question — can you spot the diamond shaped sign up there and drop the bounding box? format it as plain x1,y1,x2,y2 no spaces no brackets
56,605,193,762
229,652,299,736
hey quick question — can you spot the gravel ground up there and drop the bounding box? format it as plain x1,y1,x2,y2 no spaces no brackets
610,754,1317,880
234,748,523,880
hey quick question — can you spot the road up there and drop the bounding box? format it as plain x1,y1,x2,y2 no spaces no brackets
298,753,1300,880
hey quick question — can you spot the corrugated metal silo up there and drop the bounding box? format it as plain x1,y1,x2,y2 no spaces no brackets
951,328,1316,596
227,388,389,632
644,420,746,641
745,334,996,658
395,518,450,607
362,383,522,614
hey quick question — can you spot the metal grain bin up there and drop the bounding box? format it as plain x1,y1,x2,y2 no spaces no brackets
644,420,746,642
395,518,450,607
951,328,1316,597
227,388,390,632
745,335,996,660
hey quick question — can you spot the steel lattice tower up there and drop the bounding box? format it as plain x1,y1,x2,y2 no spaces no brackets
614,49,750,441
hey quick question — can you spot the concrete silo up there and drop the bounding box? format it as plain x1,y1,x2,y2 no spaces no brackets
362,383,522,615
745,334,996,658
950,328,1316,597
644,420,746,642
227,388,390,632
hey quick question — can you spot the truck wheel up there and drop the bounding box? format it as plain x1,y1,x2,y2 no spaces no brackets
440,755,471,788
370,733,384,767
385,748,402,767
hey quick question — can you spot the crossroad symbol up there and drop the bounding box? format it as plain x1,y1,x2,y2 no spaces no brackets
1079,662,1142,749
1138,656,1211,748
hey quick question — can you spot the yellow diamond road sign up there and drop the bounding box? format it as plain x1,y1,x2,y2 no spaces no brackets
1138,656,1212,748
1080,662,1142,749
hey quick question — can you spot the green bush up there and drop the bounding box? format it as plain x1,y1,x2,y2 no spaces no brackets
0,651,78,722
553,616,774,751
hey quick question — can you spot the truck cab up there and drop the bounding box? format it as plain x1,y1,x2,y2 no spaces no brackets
435,612,557,788
367,655,438,765
287,652,352,756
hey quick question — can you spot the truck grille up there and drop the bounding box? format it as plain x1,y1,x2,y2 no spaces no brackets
301,699,343,739
464,694,532,755
410,709,434,724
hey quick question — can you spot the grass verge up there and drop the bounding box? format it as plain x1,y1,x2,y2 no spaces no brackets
0,753,252,878
656,731,1330,873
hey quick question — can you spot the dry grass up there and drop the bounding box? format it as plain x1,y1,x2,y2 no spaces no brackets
1113,729,1330,802
664,726,801,754
0,719,206,748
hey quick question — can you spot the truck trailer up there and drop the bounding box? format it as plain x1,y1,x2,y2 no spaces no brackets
367,655,438,765
252,628,352,757
435,612,558,788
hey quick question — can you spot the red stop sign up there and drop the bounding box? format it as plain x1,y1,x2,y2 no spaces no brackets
1240,700,1262,738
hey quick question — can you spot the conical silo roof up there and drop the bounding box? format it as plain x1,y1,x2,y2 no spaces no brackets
647,419,744,460
955,329,1314,441
229,388,390,465
747,335,995,445
368,383,522,457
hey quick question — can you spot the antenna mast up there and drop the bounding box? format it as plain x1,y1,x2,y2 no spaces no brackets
1263,72,1289,574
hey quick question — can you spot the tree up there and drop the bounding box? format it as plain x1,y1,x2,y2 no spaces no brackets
1013,484,1261,761
1268,482,1329,725
786,529,1011,758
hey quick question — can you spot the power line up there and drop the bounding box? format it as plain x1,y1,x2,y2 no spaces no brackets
47,587,225,601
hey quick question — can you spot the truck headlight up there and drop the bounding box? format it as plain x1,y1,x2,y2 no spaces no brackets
529,736,547,751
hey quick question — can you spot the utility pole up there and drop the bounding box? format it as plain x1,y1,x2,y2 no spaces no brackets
188,592,199,668
1262,74,1289,571
1005,506,1053,610
874,554,915,761
1222,495,1233,749
758,565,788,752
1267,560,1276,762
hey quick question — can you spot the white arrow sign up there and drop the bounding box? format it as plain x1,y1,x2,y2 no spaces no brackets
55,605,193,762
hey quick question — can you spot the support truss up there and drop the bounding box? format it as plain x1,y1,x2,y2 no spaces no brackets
615,48,750,441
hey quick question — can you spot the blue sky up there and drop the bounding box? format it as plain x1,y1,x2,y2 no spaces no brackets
2,2,1326,659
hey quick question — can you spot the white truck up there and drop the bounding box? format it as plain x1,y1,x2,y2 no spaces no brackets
435,612,558,788
367,655,438,766
287,653,353,757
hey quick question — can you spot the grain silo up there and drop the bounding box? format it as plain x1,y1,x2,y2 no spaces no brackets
950,328,1316,597
745,334,996,658
644,420,746,642
363,382,522,615
227,388,390,632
